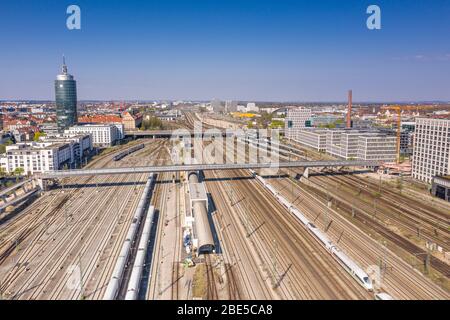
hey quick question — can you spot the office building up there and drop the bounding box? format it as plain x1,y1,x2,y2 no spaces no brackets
412,118,450,183
285,107,312,140
326,130,361,159
55,57,77,131
65,124,123,147
296,129,328,152
432,176,450,202
357,134,397,162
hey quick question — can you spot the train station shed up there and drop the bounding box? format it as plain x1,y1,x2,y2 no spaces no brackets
188,182,208,213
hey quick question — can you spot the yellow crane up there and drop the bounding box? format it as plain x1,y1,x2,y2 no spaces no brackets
380,105,436,164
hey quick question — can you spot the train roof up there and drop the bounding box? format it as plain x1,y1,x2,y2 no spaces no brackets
188,182,208,202
333,248,369,280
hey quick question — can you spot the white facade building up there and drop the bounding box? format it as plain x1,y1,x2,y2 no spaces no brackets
412,118,450,183
42,134,93,164
296,129,328,152
326,130,361,159
294,128,397,162
3,134,93,175
225,100,238,113
357,134,397,162
285,107,312,140
246,103,259,113
5,142,72,175
237,105,246,112
65,124,123,147
326,130,397,161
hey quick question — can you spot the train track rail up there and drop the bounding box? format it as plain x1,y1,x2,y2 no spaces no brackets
0,139,166,300
301,174,450,278
205,254,219,300
268,173,450,299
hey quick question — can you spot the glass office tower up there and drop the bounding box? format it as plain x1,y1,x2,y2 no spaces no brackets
55,57,77,131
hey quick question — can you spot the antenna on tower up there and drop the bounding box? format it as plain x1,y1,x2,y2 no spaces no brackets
62,54,68,74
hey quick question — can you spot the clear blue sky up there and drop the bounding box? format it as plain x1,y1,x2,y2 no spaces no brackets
1,0,450,102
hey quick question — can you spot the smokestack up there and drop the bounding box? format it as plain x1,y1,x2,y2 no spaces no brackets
346,90,352,128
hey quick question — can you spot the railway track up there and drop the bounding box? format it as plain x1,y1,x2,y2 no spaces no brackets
238,168,370,299
83,172,148,300
146,144,175,300
112,143,167,300
224,261,241,300
269,173,450,299
282,140,450,252
204,169,272,299
0,139,154,252
314,173,450,249
0,175,118,298
205,254,219,300
171,175,182,300
0,139,166,300
196,138,370,299
301,173,450,278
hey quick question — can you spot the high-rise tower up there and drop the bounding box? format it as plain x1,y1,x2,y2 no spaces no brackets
55,56,77,131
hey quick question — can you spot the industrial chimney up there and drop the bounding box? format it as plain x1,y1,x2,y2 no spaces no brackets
346,90,352,128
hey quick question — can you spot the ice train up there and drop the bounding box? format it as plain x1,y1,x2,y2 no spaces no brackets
251,170,373,291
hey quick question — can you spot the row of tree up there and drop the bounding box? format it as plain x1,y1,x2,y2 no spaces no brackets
140,116,164,130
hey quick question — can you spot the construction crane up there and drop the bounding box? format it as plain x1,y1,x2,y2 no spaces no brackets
380,105,436,164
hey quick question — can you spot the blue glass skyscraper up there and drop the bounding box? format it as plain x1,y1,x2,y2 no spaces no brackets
55,57,77,131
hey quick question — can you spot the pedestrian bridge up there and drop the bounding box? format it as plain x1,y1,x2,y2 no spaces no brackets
38,160,380,179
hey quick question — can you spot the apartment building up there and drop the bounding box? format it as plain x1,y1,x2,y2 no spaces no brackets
412,118,450,183
42,134,93,164
1,134,93,175
65,124,123,147
5,142,72,174
285,107,312,140
122,111,143,131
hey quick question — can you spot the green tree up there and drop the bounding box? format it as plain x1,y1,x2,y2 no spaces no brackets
13,167,24,181
141,116,163,130
269,120,285,129
33,131,46,142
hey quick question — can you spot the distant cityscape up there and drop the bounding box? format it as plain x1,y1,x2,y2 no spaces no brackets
0,58,449,302
1,59,450,194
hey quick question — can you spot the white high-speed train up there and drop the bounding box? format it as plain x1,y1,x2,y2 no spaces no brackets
306,223,373,291
251,170,374,292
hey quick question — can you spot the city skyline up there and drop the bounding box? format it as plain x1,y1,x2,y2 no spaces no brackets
1,0,450,102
